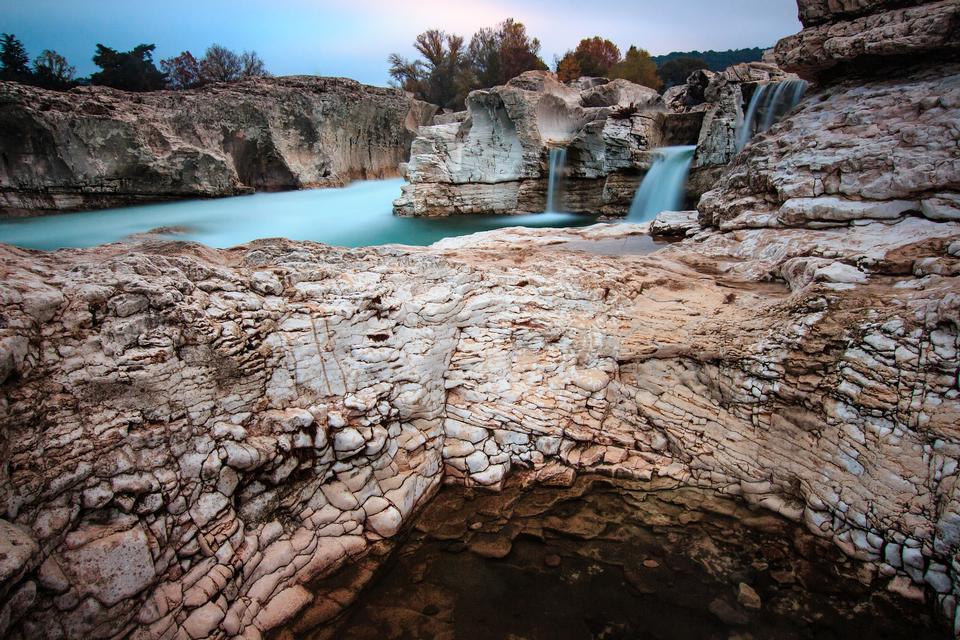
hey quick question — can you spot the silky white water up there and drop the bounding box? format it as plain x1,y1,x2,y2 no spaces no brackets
0,179,597,251
545,147,568,213
627,146,697,221
735,79,808,151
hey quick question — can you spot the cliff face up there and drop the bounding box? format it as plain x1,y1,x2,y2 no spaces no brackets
0,77,436,216
394,64,798,218
700,0,960,229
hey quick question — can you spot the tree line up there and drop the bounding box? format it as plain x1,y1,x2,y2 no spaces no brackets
390,20,737,109
0,33,268,91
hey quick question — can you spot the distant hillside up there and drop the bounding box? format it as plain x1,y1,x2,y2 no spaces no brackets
652,47,765,72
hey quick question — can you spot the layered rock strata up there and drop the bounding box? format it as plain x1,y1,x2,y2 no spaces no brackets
0,208,958,638
395,63,798,218
0,77,436,215
392,72,693,217
664,62,798,196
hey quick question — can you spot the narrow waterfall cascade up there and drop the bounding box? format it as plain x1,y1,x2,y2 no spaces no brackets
545,146,568,213
627,145,697,221
735,79,809,151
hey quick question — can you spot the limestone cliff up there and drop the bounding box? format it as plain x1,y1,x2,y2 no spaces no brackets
394,64,797,218
0,77,436,216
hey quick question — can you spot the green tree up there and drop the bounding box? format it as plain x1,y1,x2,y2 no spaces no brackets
389,29,470,109
657,56,708,89
90,43,167,91
651,47,763,72
0,33,31,81
609,46,662,90
32,50,76,89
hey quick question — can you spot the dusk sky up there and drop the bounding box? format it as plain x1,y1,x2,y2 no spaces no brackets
2,0,802,86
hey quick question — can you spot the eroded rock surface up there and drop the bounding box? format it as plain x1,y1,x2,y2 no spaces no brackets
0,209,958,638
0,77,436,215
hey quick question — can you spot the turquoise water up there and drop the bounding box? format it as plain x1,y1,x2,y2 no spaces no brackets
0,179,598,251
628,146,697,221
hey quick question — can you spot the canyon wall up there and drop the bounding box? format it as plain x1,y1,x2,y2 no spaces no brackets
0,77,436,216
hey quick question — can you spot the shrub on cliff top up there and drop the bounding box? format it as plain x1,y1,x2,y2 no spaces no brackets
160,45,269,89
90,43,167,91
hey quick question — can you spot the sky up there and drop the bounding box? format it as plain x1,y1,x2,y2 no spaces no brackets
1,0,801,86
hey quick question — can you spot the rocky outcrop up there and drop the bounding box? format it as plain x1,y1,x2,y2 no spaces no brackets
776,0,960,78
395,63,800,218
1,2,959,639
1,208,958,637
665,62,799,196
700,0,960,231
699,63,960,229
394,71,704,217
0,77,436,216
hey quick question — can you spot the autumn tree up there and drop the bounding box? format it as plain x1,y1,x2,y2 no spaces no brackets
160,51,202,89
390,19,547,109
0,33,31,81
609,46,662,90
32,50,76,89
90,43,167,91
555,54,582,83
657,56,708,88
495,19,547,82
556,36,621,81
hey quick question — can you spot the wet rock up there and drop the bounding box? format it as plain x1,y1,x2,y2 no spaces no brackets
737,582,762,610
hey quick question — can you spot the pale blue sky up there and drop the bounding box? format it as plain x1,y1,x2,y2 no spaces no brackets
1,0,801,86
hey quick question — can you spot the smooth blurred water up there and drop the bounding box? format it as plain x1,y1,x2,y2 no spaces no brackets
735,79,808,152
546,147,568,214
0,179,598,251
627,146,697,221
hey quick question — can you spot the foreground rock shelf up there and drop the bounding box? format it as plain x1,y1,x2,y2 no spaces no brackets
317,475,944,640
0,212,957,638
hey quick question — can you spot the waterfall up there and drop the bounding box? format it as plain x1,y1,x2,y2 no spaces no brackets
545,147,568,213
735,79,808,151
627,145,697,221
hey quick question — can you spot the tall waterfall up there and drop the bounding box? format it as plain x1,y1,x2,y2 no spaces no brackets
627,145,697,221
545,147,568,213
735,79,808,151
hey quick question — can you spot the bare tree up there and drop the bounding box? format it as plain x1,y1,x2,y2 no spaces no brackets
200,44,267,83
200,44,242,82
32,49,76,87
239,50,268,79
